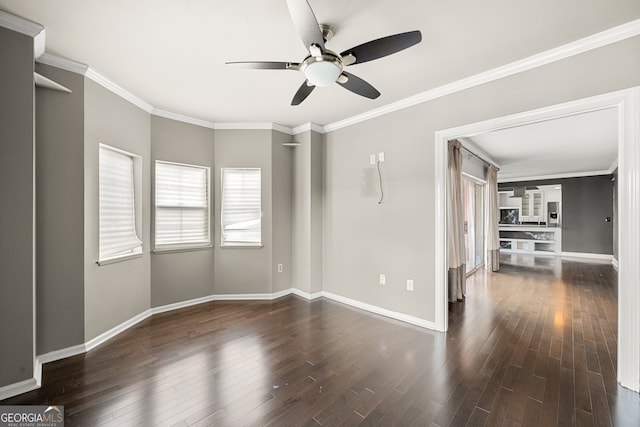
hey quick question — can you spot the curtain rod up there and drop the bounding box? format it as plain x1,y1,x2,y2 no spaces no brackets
461,145,495,168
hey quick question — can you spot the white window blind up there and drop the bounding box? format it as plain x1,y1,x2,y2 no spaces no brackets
221,168,261,246
155,161,210,248
99,145,142,261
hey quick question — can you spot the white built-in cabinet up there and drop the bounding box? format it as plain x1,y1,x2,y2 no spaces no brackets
520,190,544,223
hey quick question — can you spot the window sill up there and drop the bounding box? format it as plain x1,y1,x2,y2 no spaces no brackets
153,245,212,254
220,244,264,249
97,252,143,266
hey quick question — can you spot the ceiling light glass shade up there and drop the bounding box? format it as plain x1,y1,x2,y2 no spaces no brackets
303,60,341,87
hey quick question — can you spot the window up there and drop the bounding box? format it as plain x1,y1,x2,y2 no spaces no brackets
155,161,210,250
220,168,261,246
99,145,142,263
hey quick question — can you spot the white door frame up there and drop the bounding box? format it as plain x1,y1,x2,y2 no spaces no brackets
434,87,640,392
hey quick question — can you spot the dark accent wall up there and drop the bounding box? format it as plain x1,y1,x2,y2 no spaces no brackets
500,175,614,255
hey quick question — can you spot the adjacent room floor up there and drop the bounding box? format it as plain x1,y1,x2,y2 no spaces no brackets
2,255,639,426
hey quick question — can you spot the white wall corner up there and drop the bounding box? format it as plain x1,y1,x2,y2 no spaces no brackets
37,52,88,76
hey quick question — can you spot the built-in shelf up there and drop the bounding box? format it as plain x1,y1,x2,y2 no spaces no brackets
499,225,562,255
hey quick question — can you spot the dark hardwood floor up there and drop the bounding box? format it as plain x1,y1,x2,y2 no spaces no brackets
3,255,640,426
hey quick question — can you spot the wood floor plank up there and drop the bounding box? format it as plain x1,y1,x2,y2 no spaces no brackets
2,256,638,426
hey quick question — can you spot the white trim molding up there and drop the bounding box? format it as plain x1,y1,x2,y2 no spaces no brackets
85,68,154,113
0,377,38,401
560,252,614,261
435,87,640,392
324,19,640,133
0,9,44,37
152,108,216,130
617,86,640,392
498,170,614,183
292,122,325,135
37,52,88,75
11,286,438,400
291,288,323,300
322,292,436,330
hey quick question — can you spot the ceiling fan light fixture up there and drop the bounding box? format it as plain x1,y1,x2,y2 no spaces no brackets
302,55,342,87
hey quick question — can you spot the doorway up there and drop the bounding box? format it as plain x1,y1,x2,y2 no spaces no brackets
434,88,640,392
463,176,485,275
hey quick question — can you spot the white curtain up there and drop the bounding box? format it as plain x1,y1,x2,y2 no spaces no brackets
486,165,501,271
447,140,466,302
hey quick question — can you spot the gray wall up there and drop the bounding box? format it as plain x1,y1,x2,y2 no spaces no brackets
83,79,151,341
0,26,35,387
292,130,323,295
214,130,273,294
35,64,85,354
501,175,615,255
271,131,294,293
323,35,640,323
150,116,215,307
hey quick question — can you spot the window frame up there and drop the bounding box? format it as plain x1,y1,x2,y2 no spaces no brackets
98,144,143,265
154,160,211,252
220,167,263,248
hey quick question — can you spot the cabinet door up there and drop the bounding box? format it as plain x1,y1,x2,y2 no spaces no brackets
532,192,543,219
521,193,530,220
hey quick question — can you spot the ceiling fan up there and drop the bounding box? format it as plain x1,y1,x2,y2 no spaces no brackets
226,0,422,106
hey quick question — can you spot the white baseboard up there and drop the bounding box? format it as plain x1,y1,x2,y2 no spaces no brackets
38,343,86,366
561,252,614,261
7,287,434,401
0,377,38,401
291,288,323,300
85,310,152,352
321,291,437,330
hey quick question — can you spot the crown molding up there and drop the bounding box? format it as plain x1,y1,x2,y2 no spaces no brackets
85,68,154,113
323,18,640,133
37,52,88,75
497,169,612,183
152,108,216,129
292,122,325,135
0,10,46,58
0,9,44,37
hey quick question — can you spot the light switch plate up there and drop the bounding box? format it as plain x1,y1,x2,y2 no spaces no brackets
406,279,414,291
370,154,376,165
379,274,386,285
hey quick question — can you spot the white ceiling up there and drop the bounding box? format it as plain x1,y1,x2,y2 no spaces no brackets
1,0,639,128
461,108,619,181
0,1,636,182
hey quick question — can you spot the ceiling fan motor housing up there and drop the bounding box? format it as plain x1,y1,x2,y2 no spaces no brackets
301,51,343,86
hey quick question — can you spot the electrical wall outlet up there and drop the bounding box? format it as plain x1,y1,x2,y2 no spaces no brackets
406,279,414,291
277,264,283,273
369,154,376,165
379,274,386,285
378,152,385,162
